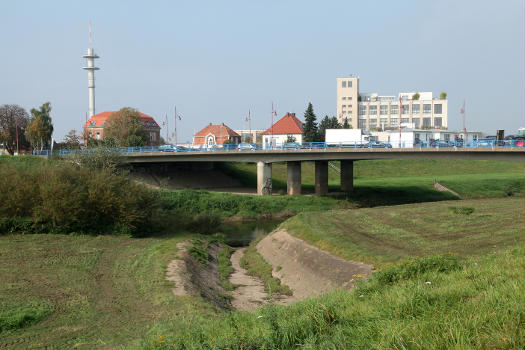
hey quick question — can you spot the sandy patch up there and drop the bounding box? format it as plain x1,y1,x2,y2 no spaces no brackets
257,229,373,300
164,242,195,296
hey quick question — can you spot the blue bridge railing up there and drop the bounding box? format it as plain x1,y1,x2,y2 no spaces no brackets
32,139,525,156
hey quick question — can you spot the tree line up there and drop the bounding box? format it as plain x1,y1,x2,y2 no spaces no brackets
302,102,351,143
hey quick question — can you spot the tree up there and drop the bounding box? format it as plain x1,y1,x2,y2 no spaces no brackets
343,118,351,129
104,107,149,147
286,135,296,143
27,102,54,151
302,103,319,142
0,104,31,155
318,115,342,141
440,92,447,99
412,92,420,100
63,129,81,150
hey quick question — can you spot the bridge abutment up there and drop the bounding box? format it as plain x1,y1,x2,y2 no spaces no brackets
315,160,328,195
340,160,354,192
287,161,301,195
257,161,272,195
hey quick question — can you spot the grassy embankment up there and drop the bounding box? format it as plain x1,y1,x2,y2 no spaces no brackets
0,233,217,349
219,159,524,201
282,196,525,265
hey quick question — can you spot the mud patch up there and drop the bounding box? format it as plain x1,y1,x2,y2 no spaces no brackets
257,229,373,300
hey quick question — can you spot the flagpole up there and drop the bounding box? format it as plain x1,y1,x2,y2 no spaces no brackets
248,109,252,143
174,105,177,146
462,100,466,147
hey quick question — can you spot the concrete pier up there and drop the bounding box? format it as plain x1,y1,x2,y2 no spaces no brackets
257,161,272,195
314,160,328,195
287,161,301,195
340,160,354,192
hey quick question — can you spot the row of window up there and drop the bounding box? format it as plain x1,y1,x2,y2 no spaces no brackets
341,96,353,100
358,117,443,129
341,80,353,88
358,104,442,115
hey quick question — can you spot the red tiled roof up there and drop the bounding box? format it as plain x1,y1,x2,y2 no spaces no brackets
84,111,160,129
261,113,303,135
194,123,241,137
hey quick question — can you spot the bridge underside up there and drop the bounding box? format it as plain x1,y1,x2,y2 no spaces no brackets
124,149,524,196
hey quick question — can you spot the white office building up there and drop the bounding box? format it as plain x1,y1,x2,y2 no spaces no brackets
337,76,448,130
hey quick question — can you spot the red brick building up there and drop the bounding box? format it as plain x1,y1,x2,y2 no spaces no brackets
193,123,241,147
83,111,161,145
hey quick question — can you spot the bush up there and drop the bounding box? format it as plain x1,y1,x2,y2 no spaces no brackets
0,157,159,235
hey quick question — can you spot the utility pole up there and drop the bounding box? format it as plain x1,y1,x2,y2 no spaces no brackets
270,102,277,148
460,100,466,147
174,106,177,146
398,96,403,148
15,117,19,155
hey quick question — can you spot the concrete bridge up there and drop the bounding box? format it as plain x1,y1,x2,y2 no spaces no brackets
123,148,524,195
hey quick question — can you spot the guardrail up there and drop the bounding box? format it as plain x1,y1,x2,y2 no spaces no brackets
32,139,525,156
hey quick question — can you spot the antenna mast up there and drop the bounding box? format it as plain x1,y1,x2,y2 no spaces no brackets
82,21,100,118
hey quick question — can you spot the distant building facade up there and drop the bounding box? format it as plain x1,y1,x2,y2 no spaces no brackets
193,123,241,147
336,76,448,130
83,111,161,145
234,129,265,144
261,112,303,148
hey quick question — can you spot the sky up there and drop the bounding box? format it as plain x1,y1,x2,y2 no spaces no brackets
1,0,524,142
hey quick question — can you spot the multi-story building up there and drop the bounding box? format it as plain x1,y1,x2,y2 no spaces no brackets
336,76,448,130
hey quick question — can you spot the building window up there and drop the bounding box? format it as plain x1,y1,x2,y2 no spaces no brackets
402,104,409,114
434,117,443,127
348,81,352,87
390,118,399,126
342,97,347,100
380,105,388,115
434,104,442,114
96,132,100,140
423,104,431,114
348,97,352,100
413,118,420,128
358,105,366,115
401,118,409,124
444,133,450,141
342,111,347,114
90,121,96,126
358,119,366,129
380,118,388,125
423,117,432,127
369,105,377,115
369,119,377,127
412,104,420,114
342,81,347,88
390,105,399,115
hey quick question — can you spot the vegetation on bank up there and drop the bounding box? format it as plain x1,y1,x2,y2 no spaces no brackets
0,155,158,235
282,197,525,265
240,237,292,296
139,247,524,350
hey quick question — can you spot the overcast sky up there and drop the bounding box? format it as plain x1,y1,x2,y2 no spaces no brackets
1,0,524,142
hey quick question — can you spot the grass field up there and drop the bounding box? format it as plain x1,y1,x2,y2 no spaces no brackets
0,234,216,350
219,159,525,199
282,197,525,265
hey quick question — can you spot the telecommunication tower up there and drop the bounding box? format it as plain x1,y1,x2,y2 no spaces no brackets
82,21,100,118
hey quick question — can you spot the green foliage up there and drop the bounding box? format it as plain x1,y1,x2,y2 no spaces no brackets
60,129,81,150
285,135,296,143
218,246,235,291
0,300,54,334
69,147,125,174
188,244,212,266
448,206,475,215
412,92,420,100
104,107,149,147
302,103,319,142
0,104,31,155
27,102,53,150
343,117,351,129
188,213,222,235
240,237,292,295
223,139,236,145
440,91,447,99
0,156,159,235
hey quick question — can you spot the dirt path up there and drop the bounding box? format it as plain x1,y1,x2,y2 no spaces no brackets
257,229,373,300
228,248,269,311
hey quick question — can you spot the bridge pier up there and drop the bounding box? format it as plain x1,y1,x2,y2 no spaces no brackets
315,160,328,195
257,161,272,195
340,160,354,192
287,161,301,195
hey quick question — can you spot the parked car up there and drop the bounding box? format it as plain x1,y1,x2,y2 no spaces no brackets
367,141,392,148
282,142,301,149
237,143,258,150
430,140,454,148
